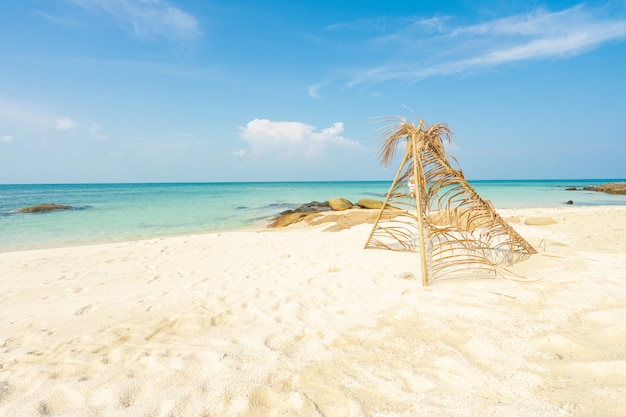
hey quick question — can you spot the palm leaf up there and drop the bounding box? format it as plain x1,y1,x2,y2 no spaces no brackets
364,116,536,285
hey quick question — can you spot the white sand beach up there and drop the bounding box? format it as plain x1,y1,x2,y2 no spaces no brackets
1,206,625,417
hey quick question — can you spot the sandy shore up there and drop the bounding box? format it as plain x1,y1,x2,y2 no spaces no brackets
1,206,625,417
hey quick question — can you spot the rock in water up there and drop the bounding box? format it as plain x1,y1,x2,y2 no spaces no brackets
15,203,74,213
328,198,353,211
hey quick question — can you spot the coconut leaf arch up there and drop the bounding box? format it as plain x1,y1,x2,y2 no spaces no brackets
364,116,537,285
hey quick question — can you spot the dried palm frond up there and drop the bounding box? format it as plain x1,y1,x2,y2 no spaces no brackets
364,116,536,285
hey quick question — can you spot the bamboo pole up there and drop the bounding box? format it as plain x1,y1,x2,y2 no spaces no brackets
410,121,429,286
363,143,412,249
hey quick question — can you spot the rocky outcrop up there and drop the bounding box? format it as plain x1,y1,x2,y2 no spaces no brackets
267,201,329,228
268,197,387,229
328,198,353,211
583,182,626,195
288,201,330,212
15,203,74,213
357,198,384,209
267,211,318,228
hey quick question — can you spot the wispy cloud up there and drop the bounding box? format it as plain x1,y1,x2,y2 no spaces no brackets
238,119,362,159
444,5,626,64
320,3,626,89
56,117,77,131
1,96,108,139
70,0,201,41
308,83,323,99
89,122,109,141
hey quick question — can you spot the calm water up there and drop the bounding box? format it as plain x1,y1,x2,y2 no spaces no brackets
1,180,624,251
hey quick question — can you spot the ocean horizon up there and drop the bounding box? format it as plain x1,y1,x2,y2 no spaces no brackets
1,179,625,251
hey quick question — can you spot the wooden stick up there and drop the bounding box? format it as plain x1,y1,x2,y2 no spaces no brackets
363,142,412,249
410,120,429,286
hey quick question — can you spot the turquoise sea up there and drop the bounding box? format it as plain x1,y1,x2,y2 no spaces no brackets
1,180,625,251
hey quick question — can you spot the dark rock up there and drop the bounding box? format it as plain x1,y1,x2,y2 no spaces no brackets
583,182,626,195
328,198,353,211
565,187,578,191
295,201,330,212
565,200,574,205
269,201,332,228
279,201,330,215
15,203,74,213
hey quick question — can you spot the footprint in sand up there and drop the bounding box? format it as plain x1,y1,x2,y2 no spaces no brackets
74,304,97,316
146,275,160,284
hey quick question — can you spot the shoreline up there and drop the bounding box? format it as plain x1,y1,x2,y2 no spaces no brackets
0,219,272,254
1,205,625,416
2,179,625,253
1,203,623,254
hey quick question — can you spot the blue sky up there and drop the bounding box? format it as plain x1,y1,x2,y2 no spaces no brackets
1,0,625,183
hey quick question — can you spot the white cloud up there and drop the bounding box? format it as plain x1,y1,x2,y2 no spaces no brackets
56,117,77,131
448,5,626,65
89,122,109,141
1,134,14,143
332,4,626,87
308,84,321,98
238,119,362,158
72,0,201,41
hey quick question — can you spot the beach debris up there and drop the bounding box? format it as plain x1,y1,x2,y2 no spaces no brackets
364,115,537,286
396,271,417,280
583,182,626,195
15,203,75,213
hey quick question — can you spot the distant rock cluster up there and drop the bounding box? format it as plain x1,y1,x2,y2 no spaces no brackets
564,182,626,204
582,182,626,195
268,198,386,229
15,203,75,213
